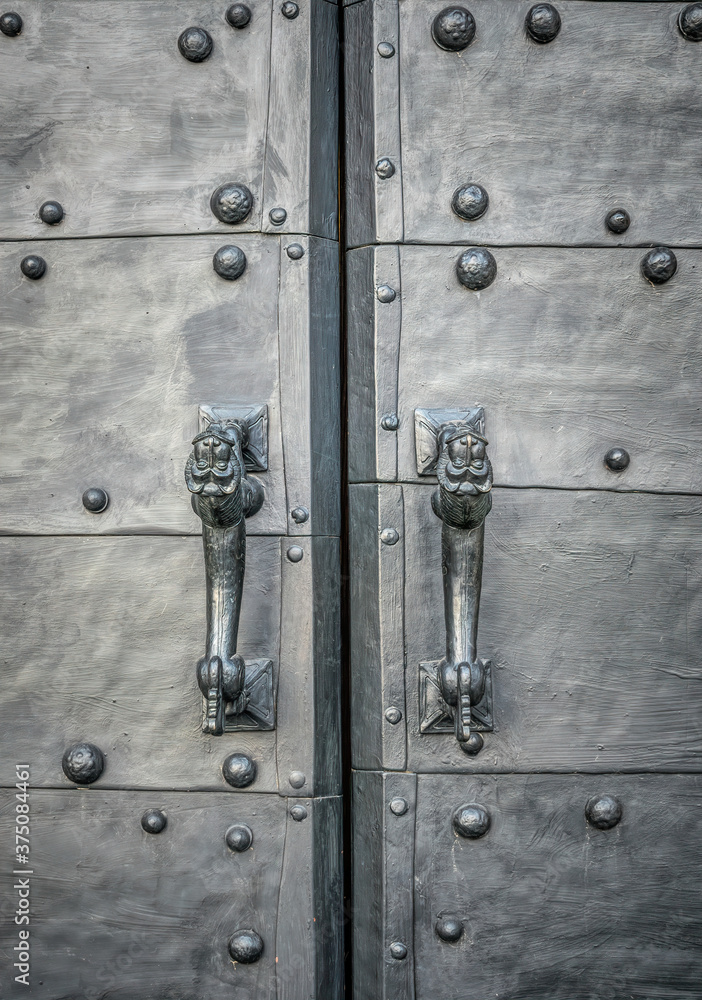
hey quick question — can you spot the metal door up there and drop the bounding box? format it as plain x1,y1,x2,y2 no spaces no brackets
0,3,341,997
346,1,702,996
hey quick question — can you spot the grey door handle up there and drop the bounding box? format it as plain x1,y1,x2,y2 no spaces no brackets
416,407,494,756
185,405,274,736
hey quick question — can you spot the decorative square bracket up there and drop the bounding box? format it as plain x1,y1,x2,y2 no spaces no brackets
199,403,268,472
414,406,486,476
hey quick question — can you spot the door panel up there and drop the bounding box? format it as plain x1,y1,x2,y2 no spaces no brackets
0,0,338,240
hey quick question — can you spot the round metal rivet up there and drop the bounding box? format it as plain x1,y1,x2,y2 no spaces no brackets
525,3,561,43
380,527,399,546
432,6,476,51
458,732,484,756
604,447,630,472
451,183,489,222
213,245,247,281
679,3,702,40
286,242,305,259
39,200,64,226
178,27,213,62
456,247,496,291
20,254,46,280
282,1,299,19
141,809,167,834
269,207,287,225
225,823,253,852
389,797,409,816
62,742,105,785
82,487,109,513
605,208,630,234
222,752,257,789
210,182,254,225
585,794,623,830
291,506,309,524
228,929,264,963
226,4,252,28
375,157,395,180
377,41,395,57
435,917,464,942
389,942,408,960
381,413,399,432
641,246,677,284
289,771,306,789
452,802,490,839
376,284,396,303
290,804,308,821
385,707,402,725
0,11,22,36
287,545,304,563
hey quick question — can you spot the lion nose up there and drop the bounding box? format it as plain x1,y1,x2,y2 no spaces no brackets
202,482,220,496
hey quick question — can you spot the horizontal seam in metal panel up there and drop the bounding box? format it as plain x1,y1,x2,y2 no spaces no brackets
0,233,341,247
346,482,702,499
0,785,344,797
345,241,702,252
350,768,702,776
0,532,342,539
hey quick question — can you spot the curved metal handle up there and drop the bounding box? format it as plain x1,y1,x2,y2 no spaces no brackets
185,406,273,736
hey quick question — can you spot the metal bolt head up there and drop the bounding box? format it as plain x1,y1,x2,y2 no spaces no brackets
385,707,403,725
141,809,167,834
62,742,105,785
432,6,476,51
679,3,702,40
604,447,630,472
222,752,257,788
456,247,497,290
20,254,46,280
287,545,304,563
380,527,399,546
289,770,306,789
458,732,484,756
226,4,252,29
282,1,299,19
585,794,623,830
0,11,22,36
210,182,254,225
389,941,408,960
228,929,264,963
605,208,630,234
290,804,308,821
178,26,213,62
451,183,489,222
291,506,309,524
641,246,677,284
375,157,395,180
377,41,396,58
452,802,490,839
269,207,287,225
435,916,464,942
381,413,399,431
213,245,247,280
225,823,253,852
82,487,109,513
525,3,561,43
39,200,64,225
389,797,409,816
286,242,305,260
376,284,396,303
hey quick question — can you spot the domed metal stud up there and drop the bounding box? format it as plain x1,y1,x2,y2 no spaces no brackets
62,742,105,785
82,487,109,513
289,771,306,789
0,11,22,36
641,246,677,284
389,797,409,816
431,7,476,51
287,545,304,563
282,1,299,19
605,208,630,234
376,284,396,303
225,823,253,851
679,3,702,40
375,158,395,180
222,752,257,788
451,183,489,221
226,4,252,28
286,243,305,259
456,247,497,290
228,929,264,963
269,207,287,226
380,527,399,546
458,732,484,756
452,802,490,839
141,809,167,834
213,245,247,280
585,794,622,830
435,917,464,942
381,413,399,431
20,255,46,280
389,942,407,959
377,41,395,57
39,200,64,225
604,447,630,472
210,182,254,225
290,804,308,821
291,506,309,523
385,707,402,724
525,3,561,43
178,27,213,62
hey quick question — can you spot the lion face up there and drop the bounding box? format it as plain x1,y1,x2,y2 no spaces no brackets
185,421,245,497
437,422,492,496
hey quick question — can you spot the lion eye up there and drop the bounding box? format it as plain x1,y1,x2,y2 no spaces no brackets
196,461,207,470
216,461,228,469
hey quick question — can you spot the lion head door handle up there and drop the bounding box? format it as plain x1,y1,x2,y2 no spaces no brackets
185,404,274,736
416,407,494,757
